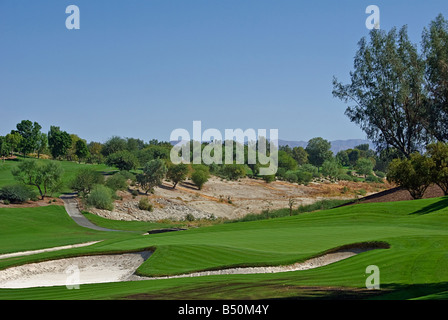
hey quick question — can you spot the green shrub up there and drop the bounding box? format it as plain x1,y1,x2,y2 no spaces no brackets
138,197,153,211
375,171,386,178
85,185,114,211
185,213,195,222
262,174,276,183
301,164,320,177
116,170,136,182
69,167,104,196
337,173,354,181
0,184,37,204
222,164,247,180
105,173,128,191
191,167,210,190
284,171,298,183
296,171,313,185
366,174,384,183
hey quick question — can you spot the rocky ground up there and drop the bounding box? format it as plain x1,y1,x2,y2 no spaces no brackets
87,177,391,222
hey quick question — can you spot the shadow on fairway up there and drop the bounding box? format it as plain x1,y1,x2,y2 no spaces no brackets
410,196,448,215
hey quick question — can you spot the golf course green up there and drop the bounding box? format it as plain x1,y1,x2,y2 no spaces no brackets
0,194,447,300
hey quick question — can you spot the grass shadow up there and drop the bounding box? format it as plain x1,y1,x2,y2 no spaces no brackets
410,196,448,215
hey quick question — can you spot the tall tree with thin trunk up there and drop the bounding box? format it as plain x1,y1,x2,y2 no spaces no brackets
333,26,427,158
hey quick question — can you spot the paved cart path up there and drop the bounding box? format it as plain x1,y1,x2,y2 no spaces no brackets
60,193,120,232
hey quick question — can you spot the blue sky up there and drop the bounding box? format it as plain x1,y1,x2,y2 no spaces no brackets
1,0,447,143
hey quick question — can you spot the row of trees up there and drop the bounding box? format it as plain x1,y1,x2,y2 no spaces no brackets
0,120,90,162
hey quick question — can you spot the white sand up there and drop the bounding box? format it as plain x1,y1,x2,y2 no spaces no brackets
0,251,151,289
0,241,102,260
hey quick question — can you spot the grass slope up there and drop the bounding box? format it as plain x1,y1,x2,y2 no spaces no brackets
1,197,448,300
0,158,116,195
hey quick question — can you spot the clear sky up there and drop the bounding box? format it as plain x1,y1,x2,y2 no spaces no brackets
1,0,447,143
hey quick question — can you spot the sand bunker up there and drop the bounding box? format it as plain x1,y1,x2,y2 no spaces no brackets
0,251,151,289
0,244,385,289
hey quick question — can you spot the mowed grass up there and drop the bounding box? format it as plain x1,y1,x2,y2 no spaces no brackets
1,196,448,299
0,158,116,195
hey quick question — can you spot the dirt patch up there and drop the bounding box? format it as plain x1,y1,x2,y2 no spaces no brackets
0,197,64,209
88,177,391,222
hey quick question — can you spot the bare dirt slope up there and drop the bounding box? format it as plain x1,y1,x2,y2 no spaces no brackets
89,177,390,222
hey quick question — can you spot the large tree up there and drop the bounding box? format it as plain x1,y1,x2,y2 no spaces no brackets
16,120,42,157
333,26,427,158
305,137,333,168
12,160,64,200
422,14,448,142
137,159,167,194
48,126,72,159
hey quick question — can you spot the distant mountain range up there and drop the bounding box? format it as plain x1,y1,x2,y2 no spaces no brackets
277,139,375,154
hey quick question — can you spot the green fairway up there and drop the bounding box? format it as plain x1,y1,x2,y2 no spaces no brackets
0,158,116,195
1,196,448,300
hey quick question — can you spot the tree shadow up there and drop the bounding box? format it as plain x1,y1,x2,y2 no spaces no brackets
410,196,448,215
179,181,200,191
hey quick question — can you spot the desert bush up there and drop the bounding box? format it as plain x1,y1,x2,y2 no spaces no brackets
105,173,128,191
166,163,189,188
0,184,37,203
374,171,386,178
222,163,247,180
387,153,434,199
85,184,114,210
105,151,139,171
185,213,195,222
70,167,104,196
138,197,153,211
366,174,384,183
337,173,354,182
191,166,210,190
116,170,136,183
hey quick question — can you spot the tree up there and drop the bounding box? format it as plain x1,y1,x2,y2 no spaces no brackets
126,138,146,152
136,159,167,194
422,14,448,142
69,167,104,196
222,163,247,181
426,141,448,195
166,163,189,189
0,137,10,161
5,132,23,156
75,139,90,163
191,167,210,190
105,151,139,171
305,137,333,168
35,132,48,159
101,136,127,157
87,142,103,164
335,150,350,167
12,160,64,200
48,126,72,159
292,147,308,165
16,120,42,157
278,150,298,172
355,158,374,178
333,26,427,158
387,153,434,199
321,159,341,181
